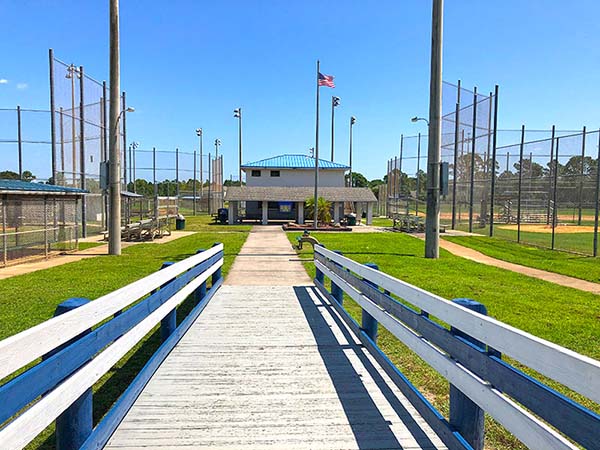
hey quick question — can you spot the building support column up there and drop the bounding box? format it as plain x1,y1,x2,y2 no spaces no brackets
367,203,373,225
262,200,268,225
297,202,304,225
356,202,363,224
333,202,340,224
228,202,235,225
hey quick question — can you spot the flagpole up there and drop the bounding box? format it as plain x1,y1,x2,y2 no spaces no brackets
314,60,320,230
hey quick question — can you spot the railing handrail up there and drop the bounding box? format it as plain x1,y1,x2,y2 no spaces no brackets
314,246,600,450
0,243,224,381
315,245,600,404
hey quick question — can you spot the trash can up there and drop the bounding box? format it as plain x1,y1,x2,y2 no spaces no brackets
345,214,356,226
175,214,186,230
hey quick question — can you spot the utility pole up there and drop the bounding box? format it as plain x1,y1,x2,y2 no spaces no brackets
108,0,121,255
314,60,320,230
196,128,203,204
425,0,443,259
349,116,356,187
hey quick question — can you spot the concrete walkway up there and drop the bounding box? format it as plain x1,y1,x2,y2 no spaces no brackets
0,231,196,281
225,226,312,286
438,238,600,295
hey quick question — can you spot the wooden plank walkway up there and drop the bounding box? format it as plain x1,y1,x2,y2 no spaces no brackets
105,227,446,449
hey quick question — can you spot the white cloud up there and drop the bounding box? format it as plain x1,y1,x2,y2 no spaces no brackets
0,79,8,84
16,83,27,90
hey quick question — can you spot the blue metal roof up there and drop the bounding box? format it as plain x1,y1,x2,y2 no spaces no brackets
0,179,87,194
241,154,349,170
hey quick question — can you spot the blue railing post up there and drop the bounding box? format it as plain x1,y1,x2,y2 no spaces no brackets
330,250,344,305
53,298,93,450
361,262,379,342
449,298,486,450
315,244,325,284
211,243,222,285
159,262,177,342
195,249,207,303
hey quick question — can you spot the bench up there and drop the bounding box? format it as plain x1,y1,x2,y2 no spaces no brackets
0,245,225,450
313,245,600,450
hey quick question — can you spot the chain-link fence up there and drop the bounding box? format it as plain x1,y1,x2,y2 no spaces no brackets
384,80,600,255
0,193,81,266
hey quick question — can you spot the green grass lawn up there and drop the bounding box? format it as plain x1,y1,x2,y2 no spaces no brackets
0,230,248,450
183,213,253,232
444,234,600,283
288,232,600,450
370,217,393,227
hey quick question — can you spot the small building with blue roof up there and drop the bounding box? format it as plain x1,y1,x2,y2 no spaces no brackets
226,154,376,225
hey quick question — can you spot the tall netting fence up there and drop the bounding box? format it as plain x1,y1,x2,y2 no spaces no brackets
384,80,600,255
50,53,127,236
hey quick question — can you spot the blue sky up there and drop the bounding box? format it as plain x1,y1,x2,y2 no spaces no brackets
2,0,600,181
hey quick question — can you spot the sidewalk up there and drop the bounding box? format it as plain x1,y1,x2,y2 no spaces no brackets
438,238,600,295
225,226,312,286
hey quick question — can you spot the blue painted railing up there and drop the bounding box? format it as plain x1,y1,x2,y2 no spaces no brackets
314,245,600,450
0,244,224,450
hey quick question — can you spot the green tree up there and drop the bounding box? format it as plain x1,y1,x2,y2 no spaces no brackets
345,172,368,187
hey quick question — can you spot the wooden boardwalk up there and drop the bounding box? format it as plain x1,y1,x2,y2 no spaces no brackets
106,284,445,449
105,227,446,449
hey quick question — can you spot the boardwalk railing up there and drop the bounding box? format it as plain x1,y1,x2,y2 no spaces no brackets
0,243,224,450
314,245,600,450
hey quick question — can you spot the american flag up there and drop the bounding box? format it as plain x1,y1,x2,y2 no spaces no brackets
318,72,335,88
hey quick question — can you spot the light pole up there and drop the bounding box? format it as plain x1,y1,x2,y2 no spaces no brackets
130,141,139,193
108,0,121,255
65,64,80,187
425,0,444,259
234,108,242,185
348,116,356,187
196,128,203,202
411,116,429,126
214,139,221,208
331,96,340,161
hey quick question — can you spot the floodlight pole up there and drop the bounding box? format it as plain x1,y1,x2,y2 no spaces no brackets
425,0,443,259
108,0,122,255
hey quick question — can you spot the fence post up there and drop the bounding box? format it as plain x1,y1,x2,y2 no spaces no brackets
517,125,525,242
330,250,344,305
211,242,222,285
193,150,197,216
551,138,560,250
594,130,600,257
52,297,93,450
489,85,499,237
175,147,180,198
122,92,127,188
17,105,23,180
449,297,486,450
315,244,325,284
398,135,404,200
158,262,177,342
49,49,57,183
79,66,86,238
451,102,460,229
578,126,587,226
194,249,207,302
468,87,478,233
361,262,379,342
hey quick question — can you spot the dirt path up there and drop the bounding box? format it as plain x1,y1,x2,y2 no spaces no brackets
0,231,197,281
437,238,600,295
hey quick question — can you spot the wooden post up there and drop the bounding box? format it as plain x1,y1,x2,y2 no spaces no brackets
211,242,222,286
449,297,486,450
194,249,207,302
52,297,93,450
361,262,379,342
330,250,344,305
158,262,177,342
